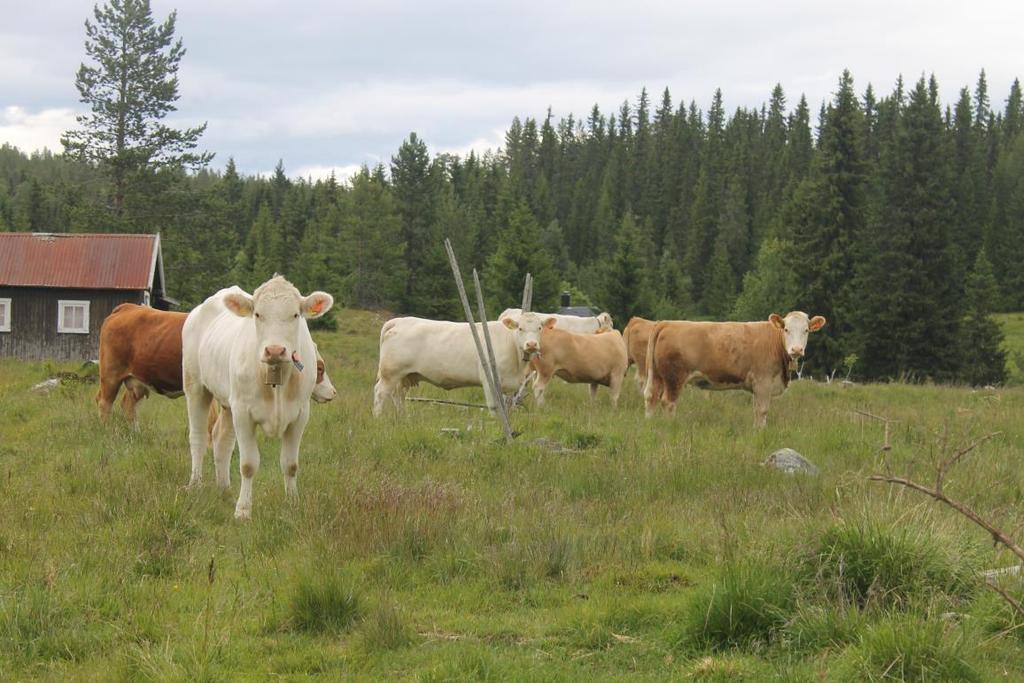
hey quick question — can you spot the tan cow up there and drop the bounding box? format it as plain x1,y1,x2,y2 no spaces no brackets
96,304,188,427
644,312,825,427
529,322,628,406
622,316,656,394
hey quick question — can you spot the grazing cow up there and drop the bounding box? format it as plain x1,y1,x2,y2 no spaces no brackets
182,277,333,519
644,312,826,427
530,323,629,406
498,308,613,335
96,304,188,427
622,316,656,394
373,311,554,416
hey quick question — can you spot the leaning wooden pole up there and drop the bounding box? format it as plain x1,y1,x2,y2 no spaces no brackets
473,269,513,422
443,239,514,442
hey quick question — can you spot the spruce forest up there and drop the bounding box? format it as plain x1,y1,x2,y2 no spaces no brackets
2,70,1022,383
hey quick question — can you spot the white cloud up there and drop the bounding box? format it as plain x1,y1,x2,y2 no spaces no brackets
0,106,77,154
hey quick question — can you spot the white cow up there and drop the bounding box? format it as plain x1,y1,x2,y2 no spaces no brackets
182,276,334,519
498,308,613,334
373,311,554,416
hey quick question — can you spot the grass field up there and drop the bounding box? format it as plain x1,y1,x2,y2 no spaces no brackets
2,308,1024,681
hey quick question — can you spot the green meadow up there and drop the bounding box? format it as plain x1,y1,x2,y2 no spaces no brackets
1,309,1023,681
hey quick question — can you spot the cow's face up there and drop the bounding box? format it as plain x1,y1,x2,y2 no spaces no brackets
312,354,337,403
596,312,614,331
223,276,334,365
769,311,826,361
501,311,554,360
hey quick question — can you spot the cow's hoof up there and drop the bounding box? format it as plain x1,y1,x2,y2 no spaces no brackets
234,508,251,520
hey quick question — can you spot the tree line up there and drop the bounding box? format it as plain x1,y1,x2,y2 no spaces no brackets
2,69,1022,383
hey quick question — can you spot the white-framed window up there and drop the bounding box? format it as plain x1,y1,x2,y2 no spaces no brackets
0,298,10,332
57,299,90,334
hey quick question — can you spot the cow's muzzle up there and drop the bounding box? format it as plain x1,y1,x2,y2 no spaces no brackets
262,345,288,364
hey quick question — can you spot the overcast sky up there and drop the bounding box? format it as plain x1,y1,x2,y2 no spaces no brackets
2,0,1022,181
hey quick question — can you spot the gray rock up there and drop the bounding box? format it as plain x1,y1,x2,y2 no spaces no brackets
763,448,819,476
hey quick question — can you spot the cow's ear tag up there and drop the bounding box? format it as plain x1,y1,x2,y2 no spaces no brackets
310,300,323,315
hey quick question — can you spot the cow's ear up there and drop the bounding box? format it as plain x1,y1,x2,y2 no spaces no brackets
599,312,613,329
809,315,826,332
544,317,557,329
501,316,519,330
769,313,785,329
223,292,254,317
302,292,334,319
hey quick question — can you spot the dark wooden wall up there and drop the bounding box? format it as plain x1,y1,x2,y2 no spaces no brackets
0,287,145,361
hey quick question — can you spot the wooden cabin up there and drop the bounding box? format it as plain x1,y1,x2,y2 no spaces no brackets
0,232,175,361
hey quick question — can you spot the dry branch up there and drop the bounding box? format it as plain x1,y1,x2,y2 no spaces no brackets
869,430,1023,618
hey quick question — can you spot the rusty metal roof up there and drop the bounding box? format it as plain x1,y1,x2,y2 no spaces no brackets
0,232,160,290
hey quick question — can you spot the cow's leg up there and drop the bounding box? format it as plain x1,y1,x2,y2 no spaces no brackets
233,411,260,520
661,373,682,416
96,375,122,423
532,371,551,406
280,406,309,498
372,376,389,417
609,373,623,408
211,404,236,489
753,386,771,429
644,367,664,418
634,362,647,394
589,383,599,401
121,379,148,431
185,385,214,487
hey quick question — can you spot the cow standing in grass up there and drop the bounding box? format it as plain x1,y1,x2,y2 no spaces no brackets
373,312,553,416
182,277,333,519
529,322,629,406
95,304,187,427
644,312,826,427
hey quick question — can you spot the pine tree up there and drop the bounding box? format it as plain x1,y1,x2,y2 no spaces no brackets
484,201,558,313
704,233,737,318
958,249,1007,385
732,238,799,321
852,76,960,381
249,202,283,284
600,213,655,324
391,132,446,315
787,70,867,374
338,170,408,310
61,0,211,213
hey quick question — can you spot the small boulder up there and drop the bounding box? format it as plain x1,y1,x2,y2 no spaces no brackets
763,448,819,476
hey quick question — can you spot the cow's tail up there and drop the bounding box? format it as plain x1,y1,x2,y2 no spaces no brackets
643,323,663,405
622,319,635,368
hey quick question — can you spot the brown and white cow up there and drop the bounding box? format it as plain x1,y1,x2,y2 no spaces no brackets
644,312,825,427
182,278,333,519
96,304,187,427
622,316,656,394
529,322,628,406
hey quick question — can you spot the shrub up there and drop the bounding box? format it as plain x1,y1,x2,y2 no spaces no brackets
831,615,980,681
677,559,796,652
288,572,361,634
807,518,977,610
